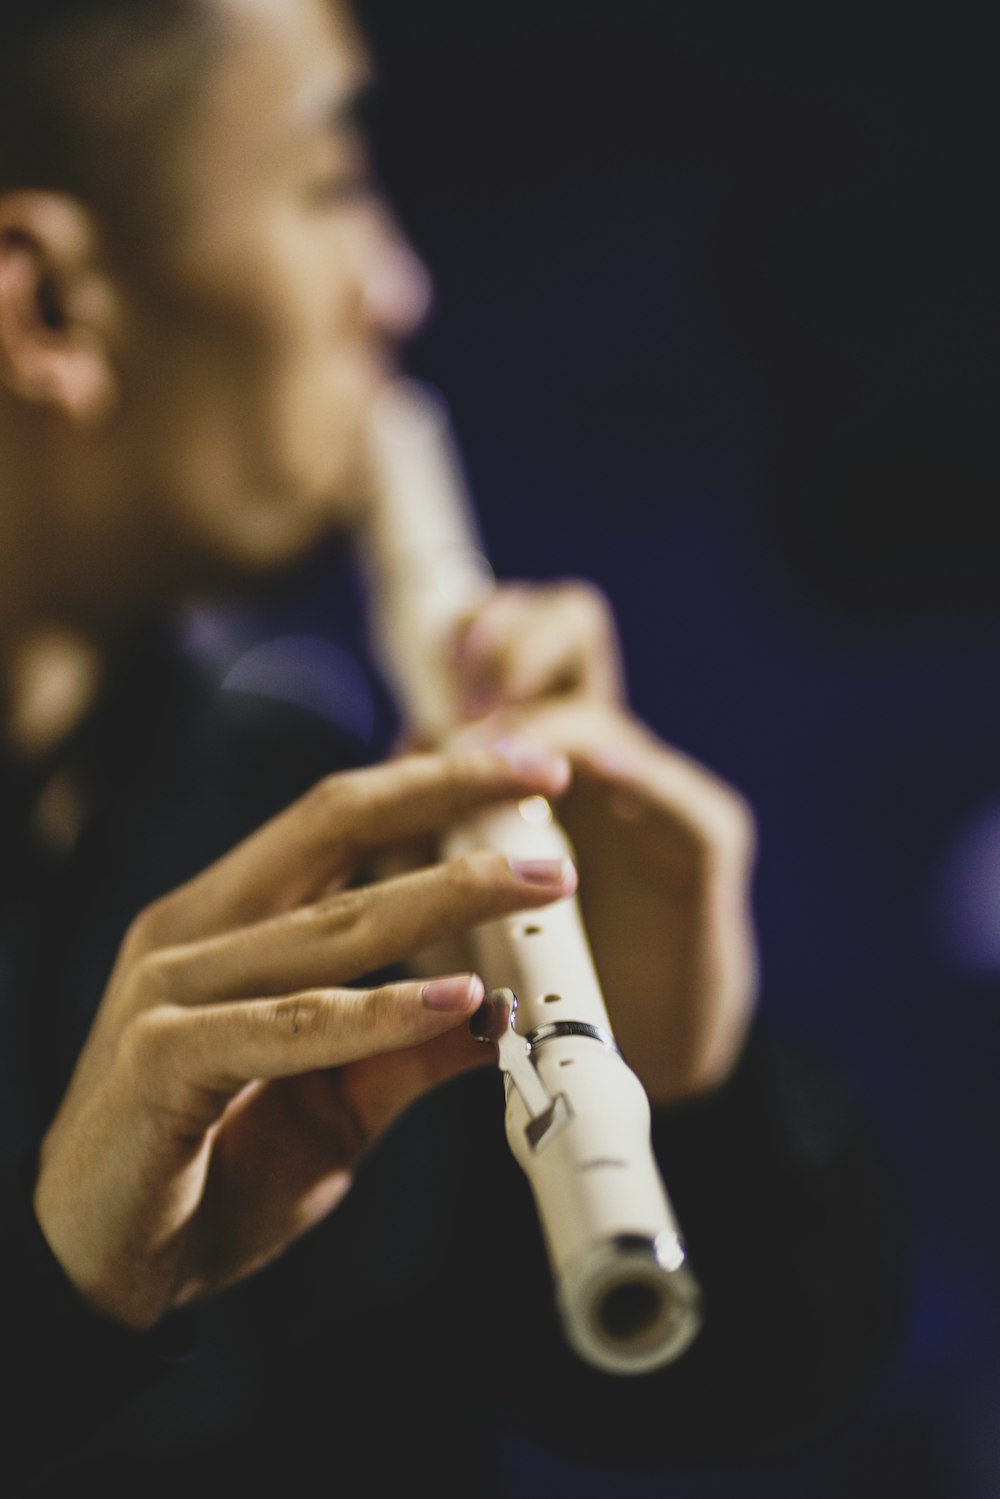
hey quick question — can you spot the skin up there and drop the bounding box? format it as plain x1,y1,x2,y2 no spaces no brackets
0,0,758,1330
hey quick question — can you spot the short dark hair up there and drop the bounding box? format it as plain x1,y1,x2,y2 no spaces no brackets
0,0,224,251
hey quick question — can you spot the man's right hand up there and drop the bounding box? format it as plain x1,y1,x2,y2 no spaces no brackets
32,744,574,1331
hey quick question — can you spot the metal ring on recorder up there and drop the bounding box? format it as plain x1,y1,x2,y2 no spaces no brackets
526,1020,623,1056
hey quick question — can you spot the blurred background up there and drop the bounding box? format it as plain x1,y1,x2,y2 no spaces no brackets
191,2,999,1493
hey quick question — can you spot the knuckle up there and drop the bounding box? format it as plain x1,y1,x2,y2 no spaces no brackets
119,894,173,961
322,771,385,869
357,985,396,1040
127,947,185,1008
457,744,508,783
123,1006,178,1075
309,768,376,838
565,577,612,623
725,791,758,866
310,770,350,822
699,787,757,879
450,850,498,890
449,850,517,908
482,582,528,623
426,851,494,911
122,1009,228,1123
271,992,330,1042
312,885,368,938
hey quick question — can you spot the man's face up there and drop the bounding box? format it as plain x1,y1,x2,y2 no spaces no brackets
117,0,429,584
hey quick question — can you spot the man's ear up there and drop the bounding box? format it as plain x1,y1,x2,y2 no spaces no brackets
0,191,121,426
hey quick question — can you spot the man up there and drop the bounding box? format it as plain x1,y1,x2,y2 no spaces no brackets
0,1,903,1493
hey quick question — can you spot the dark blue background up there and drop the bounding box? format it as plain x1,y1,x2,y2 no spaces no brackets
202,3,1000,1493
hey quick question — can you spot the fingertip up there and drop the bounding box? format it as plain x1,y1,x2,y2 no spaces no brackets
491,738,571,790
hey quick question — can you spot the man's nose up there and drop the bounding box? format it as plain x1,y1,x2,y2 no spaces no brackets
360,212,433,341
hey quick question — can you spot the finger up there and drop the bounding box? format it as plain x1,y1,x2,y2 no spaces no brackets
135,744,572,947
453,583,625,716
573,739,757,866
449,585,530,714
313,1022,500,1155
189,1025,499,1288
482,600,622,707
464,698,754,863
133,850,578,1006
141,974,489,1093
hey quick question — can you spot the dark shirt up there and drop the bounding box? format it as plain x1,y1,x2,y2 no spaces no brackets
0,627,906,1496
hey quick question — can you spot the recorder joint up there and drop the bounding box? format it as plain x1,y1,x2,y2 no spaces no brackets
470,987,571,1150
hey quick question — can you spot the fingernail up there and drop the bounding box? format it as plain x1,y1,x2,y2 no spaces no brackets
422,974,485,1011
508,857,574,886
492,738,566,777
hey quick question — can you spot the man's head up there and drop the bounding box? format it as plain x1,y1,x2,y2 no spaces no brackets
0,0,430,631
0,1,223,246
